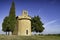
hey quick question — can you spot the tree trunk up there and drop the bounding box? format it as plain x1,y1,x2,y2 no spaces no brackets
6,32,7,35
12,31,13,35
8,31,10,35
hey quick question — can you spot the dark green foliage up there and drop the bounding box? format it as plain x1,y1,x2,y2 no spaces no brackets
2,16,11,35
31,16,45,32
9,1,16,32
2,16,10,32
2,1,16,34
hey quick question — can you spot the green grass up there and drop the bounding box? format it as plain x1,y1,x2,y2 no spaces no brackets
0,35,60,40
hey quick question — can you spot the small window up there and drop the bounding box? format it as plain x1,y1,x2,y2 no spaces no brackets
24,11,28,16
26,30,28,35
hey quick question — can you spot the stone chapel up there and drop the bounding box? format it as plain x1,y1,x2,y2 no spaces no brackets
13,10,31,36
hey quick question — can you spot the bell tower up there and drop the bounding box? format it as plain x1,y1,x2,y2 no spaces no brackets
17,10,31,36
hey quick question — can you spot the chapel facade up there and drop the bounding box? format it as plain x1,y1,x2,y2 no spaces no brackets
13,10,31,36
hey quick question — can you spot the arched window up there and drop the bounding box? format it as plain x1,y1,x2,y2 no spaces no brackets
26,30,28,35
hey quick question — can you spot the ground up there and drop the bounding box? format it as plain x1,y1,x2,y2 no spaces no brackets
0,35,60,40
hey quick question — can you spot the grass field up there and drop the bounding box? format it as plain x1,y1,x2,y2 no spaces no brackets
0,35,60,40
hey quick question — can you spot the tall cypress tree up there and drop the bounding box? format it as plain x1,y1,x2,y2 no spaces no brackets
2,16,10,35
9,1,16,33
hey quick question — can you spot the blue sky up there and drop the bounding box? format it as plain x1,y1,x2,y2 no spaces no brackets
0,0,60,34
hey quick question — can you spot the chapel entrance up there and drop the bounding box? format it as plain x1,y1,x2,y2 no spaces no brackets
26,30,28,35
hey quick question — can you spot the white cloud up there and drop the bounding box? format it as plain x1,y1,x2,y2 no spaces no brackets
42,20,60,34
44,20,57,27
0,21,2,30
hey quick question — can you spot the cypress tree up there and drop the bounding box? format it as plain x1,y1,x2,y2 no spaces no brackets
2,16,11,35
9,1,16,33
31,16,45,33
